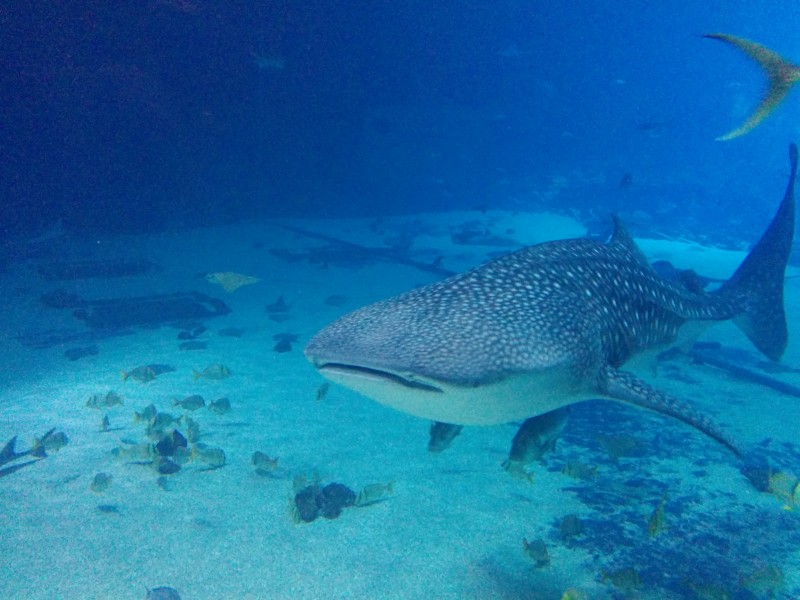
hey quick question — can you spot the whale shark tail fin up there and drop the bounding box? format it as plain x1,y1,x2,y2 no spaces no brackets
720,144,796,360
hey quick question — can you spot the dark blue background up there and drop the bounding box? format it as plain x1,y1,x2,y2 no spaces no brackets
2,1,798,240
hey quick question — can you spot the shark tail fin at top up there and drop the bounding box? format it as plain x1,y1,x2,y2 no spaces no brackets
720,143,797,360
705,33,800,141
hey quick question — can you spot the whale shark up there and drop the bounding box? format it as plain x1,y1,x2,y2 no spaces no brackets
706,33,800,141
305,145,797,456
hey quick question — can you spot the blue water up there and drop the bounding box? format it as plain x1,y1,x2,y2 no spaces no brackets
3,2,800,598
2,1,799,239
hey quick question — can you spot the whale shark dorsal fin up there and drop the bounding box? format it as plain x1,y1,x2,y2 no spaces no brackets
705,33,800,141
608,215,652,268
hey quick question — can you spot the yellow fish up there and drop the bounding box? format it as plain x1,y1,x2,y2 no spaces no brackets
205,272,261,293
705,33,800,141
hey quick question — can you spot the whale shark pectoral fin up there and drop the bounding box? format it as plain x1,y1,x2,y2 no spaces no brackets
704,33,800,141
598,366,741,456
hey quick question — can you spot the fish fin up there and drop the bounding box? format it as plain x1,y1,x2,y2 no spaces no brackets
705,34,800,140
598,366,741,456
720,143,796,360
608,216,653,268
0,436,18,466
29,441,47,459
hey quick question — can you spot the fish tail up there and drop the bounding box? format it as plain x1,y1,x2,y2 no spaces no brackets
705,34,800,140
720,143,796,360
192,370,200,381
121,371,128,381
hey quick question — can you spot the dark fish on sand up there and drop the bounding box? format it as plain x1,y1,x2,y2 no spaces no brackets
324,294,349,307
252,451,279,476
191,443,226,468
122,364,176,382
306,145,798,460
121,365,156,383
192,364,231,380
266,295,291,313
428,422,463,453
90,472,113,493
219,327,245,338
503,407,570,470
134,404,158,425
86,391,123,409
173,395,206,411
208,397,231,415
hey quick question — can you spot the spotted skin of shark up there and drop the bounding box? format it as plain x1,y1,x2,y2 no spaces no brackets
306,145,797,456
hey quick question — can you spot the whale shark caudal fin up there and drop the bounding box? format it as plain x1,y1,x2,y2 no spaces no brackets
705,33,800,141
720,143,797,360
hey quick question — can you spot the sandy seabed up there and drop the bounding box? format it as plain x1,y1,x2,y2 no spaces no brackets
1,210,799,599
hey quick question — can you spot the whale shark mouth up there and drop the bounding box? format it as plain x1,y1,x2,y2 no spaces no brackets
317,363,444,393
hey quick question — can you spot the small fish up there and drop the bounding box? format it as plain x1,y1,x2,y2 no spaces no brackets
111,443,154,461
146,585,182,600
185,417,201,443
155,430,188,457
619,172,633,189
559,514,584,540
101,415,110,432
133,404,158,425
266,295,291,313
191,443,226,468
251,451,279,476
179,341,207,351
208,397,231,415
86,391,124,409
96,504,121,514
596,433,641,461
355,482,394,507
205,271,261,293
156,476,175,491
177,325,206,340
739,564,784,594
522,537,550,568
64,345,98,361
90,472,113,493
561,462,598,481
172,446,192,465
767,470,799,509
173,395,206,411
121,366,157,383
146,413,183,439
560,589,589,600
218,327,245,338
32,430,68,453
192,364,231,380
315,383,330,402
504,407,570,468
601,567,642,592
153,456,181,475
324,294,349,307
503,460,535,484
269,313,292,323
428,421,463,453
274,339,292,353
274,333,299,343
647,494,667,537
